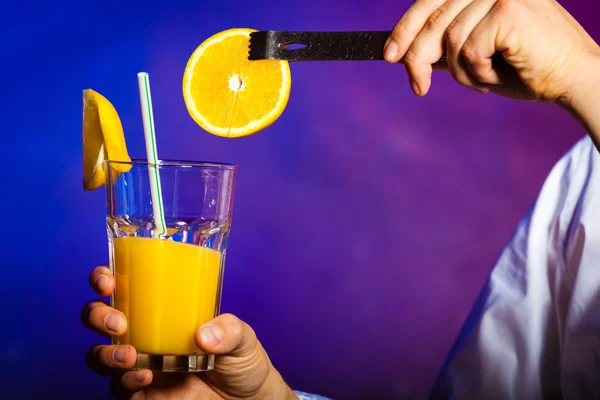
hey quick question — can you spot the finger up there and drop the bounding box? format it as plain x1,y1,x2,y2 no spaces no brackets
384,0,449,63
89,266,115,297
120,370,153,392
444,0,497,92
96,344,138,369
81,300,127,337
405,0,474,95
86,344,137,375
86,345,116,376
404,56,433,96
195,313,258,356
461,10,504,85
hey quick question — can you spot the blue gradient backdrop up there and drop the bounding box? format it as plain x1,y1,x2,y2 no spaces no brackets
2,1,599,398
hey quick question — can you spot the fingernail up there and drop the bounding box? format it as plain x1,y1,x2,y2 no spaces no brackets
104,314,123,332
133,370,147,382
95,274,108,291
113,346,129,363
471,85,489,94
199,324,223,347
384,40,399,61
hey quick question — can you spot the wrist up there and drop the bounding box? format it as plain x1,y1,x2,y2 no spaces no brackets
557,50,600,146
558,51,600,113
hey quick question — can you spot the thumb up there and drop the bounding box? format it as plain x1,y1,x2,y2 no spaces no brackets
195,314,277,398
195,313,258,356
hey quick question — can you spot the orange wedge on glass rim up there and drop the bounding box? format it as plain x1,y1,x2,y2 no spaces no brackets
82,89,131,191
182,28,291,137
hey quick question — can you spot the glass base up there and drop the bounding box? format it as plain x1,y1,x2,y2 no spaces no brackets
134,352,215,372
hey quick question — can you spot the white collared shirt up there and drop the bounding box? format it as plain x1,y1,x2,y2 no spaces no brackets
429,135,600,399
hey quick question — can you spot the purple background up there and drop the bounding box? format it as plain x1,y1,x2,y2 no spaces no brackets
2,1,599,398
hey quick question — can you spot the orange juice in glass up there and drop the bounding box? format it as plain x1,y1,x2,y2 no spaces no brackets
105,159,236,372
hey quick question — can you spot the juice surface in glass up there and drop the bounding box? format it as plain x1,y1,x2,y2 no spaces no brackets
112,236,221,355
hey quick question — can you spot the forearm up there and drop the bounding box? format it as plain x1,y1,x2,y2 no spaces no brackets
559,53,600,150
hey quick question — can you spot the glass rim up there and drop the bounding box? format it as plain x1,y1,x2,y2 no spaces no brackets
105,158,237,170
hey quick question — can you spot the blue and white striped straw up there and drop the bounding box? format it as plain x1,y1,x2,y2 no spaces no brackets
137,72,167,239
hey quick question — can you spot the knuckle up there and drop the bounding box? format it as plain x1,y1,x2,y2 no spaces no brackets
460,42,480,65
495,0,518,13
404,49,421,65
445,19,463,44
424,7,446,32
393,18,410,38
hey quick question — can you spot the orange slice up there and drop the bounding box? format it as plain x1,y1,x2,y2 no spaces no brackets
182,28,291,137
82,89,131,191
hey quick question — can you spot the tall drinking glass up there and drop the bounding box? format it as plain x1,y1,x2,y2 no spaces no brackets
104,159,237,372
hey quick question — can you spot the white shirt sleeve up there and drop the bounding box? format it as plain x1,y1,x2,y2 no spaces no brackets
429,135,600,400
294,391,333,399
